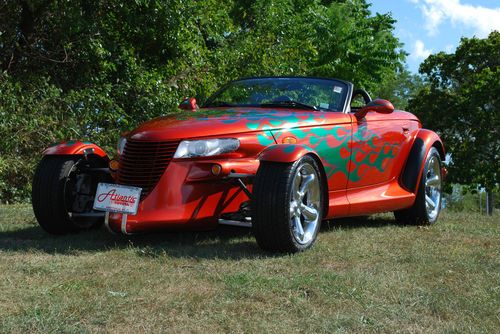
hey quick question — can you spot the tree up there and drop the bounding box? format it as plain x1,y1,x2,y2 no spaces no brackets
373,67,424,110
409,31,499,214
0,0,404,202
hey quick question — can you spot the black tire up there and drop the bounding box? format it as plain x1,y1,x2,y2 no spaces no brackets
394,147,442,225
32,155,101,234
252,155,324,253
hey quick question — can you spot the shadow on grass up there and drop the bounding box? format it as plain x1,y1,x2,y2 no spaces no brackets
322,215,403,231
0,223,268,259
0,215,401,259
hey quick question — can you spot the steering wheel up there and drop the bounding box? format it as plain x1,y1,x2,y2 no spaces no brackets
351,89,372,105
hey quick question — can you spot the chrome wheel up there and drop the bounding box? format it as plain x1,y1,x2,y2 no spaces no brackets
290,163,321,245
424,155,442,221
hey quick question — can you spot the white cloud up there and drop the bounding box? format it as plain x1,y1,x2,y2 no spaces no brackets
412,40,433,60
444,43,455,52
411,0,500,37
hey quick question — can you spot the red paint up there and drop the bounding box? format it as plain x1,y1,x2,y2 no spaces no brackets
258,144,314,163
43,141,109,159
108,160,251,232
412,129,446,194
178,97,199,110
340,147,350,159
347,179,416,216
39,87,444,232
355,99,395,119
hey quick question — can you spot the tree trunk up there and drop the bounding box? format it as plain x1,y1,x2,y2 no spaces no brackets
485,189,493,215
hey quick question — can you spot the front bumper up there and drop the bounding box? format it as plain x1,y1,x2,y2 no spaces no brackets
108,158,257,233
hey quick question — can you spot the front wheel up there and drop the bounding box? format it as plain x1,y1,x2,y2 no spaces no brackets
32,155,106,234
252,155,324,253
394,147,443,225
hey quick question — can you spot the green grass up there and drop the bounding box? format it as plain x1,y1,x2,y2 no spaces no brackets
0,205,498,333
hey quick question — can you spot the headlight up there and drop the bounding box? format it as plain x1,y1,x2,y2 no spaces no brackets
174,138,240,158
117,137,127,155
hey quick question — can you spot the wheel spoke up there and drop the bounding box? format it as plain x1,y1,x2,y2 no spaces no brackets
292,172,301,200
426,175,440,187
425,195,436,210
301,204,318,221
293,216,304,239
289,162,321,245
290,201,297,218
299,174,315,196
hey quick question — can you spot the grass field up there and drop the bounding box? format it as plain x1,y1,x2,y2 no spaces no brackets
0,205,498,333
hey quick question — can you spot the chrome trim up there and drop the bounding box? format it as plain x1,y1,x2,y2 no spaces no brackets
290,162,321,245
218,219,252,228
225,173,255,178
424,155,442,221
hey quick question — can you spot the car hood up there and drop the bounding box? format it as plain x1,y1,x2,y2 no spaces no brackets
129,108,349,141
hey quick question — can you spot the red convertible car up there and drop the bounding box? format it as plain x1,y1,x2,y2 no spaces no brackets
32,77,445,252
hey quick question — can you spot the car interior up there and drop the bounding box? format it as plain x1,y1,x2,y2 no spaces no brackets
350,88,372,112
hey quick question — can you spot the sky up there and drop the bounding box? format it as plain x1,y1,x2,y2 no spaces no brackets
369,0,500,72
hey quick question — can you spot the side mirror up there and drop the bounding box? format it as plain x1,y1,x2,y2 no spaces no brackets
355,99,394,120
178,97,199,110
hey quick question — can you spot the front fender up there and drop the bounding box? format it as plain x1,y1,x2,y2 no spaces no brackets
401,129,445,193
258,144,315,163
43,140,109,160
258,144,329,216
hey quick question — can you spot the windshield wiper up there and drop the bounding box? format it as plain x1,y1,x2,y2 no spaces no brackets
204,102,236,108
260,101,318,110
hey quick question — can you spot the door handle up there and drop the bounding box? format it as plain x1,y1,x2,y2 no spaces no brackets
402,127,410,135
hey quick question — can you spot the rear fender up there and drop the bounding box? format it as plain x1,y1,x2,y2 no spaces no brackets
401,129,445,193
43,140,109,160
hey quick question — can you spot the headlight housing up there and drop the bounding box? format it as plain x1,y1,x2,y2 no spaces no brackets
117,137,127,155
174,138,240,158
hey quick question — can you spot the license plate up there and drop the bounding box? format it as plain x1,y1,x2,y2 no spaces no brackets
93,183,142,215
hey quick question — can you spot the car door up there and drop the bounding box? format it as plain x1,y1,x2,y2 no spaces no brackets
347,111,408,188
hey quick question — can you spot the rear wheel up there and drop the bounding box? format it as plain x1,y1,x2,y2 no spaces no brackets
252,155,324,253
394,147,442,225
32,155,107,234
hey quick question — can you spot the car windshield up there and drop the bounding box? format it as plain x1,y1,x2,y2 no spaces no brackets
204,77,348,112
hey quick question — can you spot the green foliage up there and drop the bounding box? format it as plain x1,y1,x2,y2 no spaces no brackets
409,31,500,190
0,0,404,202
444,184,500,212
0,77,68,202
374,67,424,110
